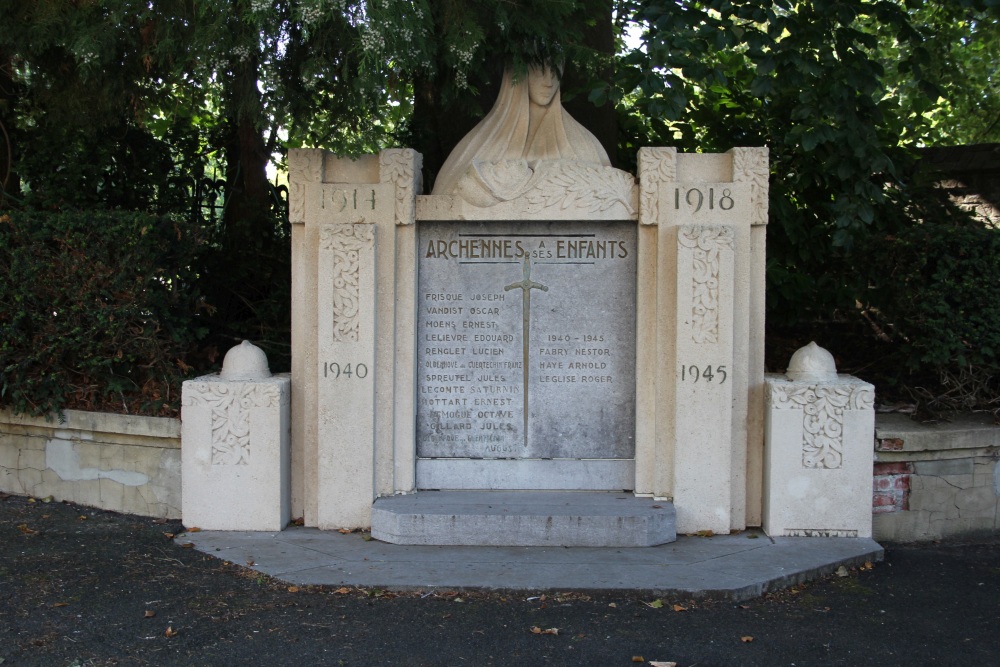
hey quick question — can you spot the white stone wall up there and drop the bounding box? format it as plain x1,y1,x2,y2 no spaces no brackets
0,409,181,518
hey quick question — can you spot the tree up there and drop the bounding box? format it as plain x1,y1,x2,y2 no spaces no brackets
612,0,998,322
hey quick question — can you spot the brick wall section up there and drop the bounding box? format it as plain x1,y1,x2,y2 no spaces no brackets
872,461,912,514
876,438,904,452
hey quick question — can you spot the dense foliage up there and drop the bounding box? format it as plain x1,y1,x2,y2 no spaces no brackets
0,0,997,415
0,211,205,417
862,218,1000,411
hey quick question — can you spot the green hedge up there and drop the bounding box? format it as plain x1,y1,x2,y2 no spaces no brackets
864,221,1000,409
0,210,205,417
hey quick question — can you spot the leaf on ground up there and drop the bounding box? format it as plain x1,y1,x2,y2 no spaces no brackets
672,604,687,612
288,586,300,593
16,524,38,536
835,566,849,577
187,527,201,533
165,626,178,637
51,602,68,608
741,635,754,643
333,587,351,595
530,626,559,635
78,516,87,521
337,528,351,534
608,602,617,608
631,657,644,663
41,495,53,503
695,529,714,537
291,517,305,526
163,532,175,539
144,610,156,618
362,534,373,541
180,543,195,549
245,559,255,566
644,599,663,608
861,561,874,571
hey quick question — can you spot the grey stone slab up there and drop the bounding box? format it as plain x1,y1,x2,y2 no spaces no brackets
184,527,883,601
876,413,1000,452
913,458,976,477
371,491,675,547
415,459,634,491
416,220,637,467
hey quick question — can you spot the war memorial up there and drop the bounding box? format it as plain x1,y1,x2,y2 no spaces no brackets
180,66,876,553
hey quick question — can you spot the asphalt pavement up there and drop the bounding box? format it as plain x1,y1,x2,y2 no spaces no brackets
2,492,998,666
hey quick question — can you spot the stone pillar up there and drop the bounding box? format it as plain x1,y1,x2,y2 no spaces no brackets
635,147,766,535
763,342,876,538
288,148,421,529
668,224,736,534
181,341,290,531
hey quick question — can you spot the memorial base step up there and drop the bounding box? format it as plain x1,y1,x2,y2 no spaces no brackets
370,491,676,547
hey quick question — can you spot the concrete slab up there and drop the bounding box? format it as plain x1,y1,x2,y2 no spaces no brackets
370,491,676,547
182,528,883,601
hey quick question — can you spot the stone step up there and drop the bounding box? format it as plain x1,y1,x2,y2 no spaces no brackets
371,491,676,547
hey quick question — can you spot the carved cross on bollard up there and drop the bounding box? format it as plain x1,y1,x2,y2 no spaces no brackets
505,257,548,449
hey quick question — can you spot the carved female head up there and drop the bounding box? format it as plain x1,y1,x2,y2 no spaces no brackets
527,65,560,107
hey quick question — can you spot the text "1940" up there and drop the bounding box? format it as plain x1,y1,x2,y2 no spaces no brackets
323,362,368,379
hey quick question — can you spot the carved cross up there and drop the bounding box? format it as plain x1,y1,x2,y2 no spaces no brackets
504,257,548,448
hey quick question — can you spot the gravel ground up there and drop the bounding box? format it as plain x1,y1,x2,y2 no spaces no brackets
2,492,998,666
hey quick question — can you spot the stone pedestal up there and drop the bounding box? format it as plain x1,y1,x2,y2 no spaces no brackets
181,343,291,531
763,343,876,538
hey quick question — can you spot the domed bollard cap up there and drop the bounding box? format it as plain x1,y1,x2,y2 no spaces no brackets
785,341,837,382
219,340,272,381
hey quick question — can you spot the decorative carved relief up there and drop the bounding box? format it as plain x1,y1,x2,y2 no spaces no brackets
679,226,733,344
320,224,374,342
637,147,677,225
449,159,635,216
288,149,323,223
522,163,635,216
380,148,422,225
769,383,874,469
183,382,285,465
732,147,769,226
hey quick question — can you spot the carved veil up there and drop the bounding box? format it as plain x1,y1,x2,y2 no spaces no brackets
432,68,611,197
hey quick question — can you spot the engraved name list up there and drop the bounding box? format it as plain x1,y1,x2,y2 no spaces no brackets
416,221,637,462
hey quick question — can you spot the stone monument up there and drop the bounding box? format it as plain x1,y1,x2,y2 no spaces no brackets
287,66,770,541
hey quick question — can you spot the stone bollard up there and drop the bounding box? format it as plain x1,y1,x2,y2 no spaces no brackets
763,342,875,538
181,341,290,531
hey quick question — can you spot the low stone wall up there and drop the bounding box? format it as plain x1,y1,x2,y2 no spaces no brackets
873,413,1000,542
0,409,181,518
2,407,998,539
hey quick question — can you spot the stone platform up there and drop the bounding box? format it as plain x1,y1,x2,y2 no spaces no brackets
182,527,884,601
370,491,676,547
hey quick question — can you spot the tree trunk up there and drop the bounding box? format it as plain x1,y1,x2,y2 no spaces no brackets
0,51,19,204
561,0,619,166
223,54,272,243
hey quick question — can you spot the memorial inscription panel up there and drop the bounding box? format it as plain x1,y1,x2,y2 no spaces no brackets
416,221,636,463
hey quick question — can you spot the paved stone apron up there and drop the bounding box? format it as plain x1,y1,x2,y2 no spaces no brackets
182,529,883,601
